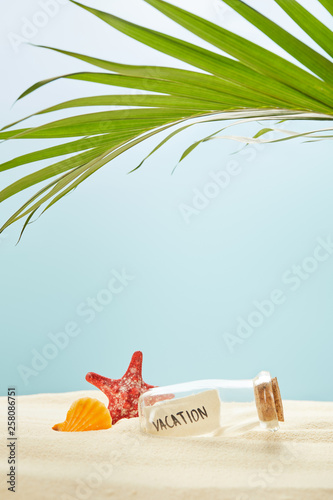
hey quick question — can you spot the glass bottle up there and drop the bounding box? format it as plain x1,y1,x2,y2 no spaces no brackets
139,370,284,438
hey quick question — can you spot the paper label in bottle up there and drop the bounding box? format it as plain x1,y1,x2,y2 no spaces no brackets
142,389,221,437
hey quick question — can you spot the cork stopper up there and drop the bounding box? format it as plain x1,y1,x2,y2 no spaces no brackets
272,377,284,422
254,373,284,425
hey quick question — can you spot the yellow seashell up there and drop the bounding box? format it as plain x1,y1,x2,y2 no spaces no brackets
52,397,112,432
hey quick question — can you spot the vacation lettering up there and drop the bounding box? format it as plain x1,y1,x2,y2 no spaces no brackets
152,406,208,432
143,389,221,437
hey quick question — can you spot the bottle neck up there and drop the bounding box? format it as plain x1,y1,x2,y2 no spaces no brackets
253,371,284,431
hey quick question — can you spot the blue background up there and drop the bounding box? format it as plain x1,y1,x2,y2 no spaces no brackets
1,0,332,400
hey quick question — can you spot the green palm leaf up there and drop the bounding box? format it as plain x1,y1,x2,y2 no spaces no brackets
1,0,332,237
220,0,333,79
317,0,333,18
273,0,333,59
142,0,333,95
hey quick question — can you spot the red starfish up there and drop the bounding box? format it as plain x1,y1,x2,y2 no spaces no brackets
85,351,156,424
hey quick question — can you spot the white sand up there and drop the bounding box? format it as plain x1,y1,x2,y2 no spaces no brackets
0,390,333,499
